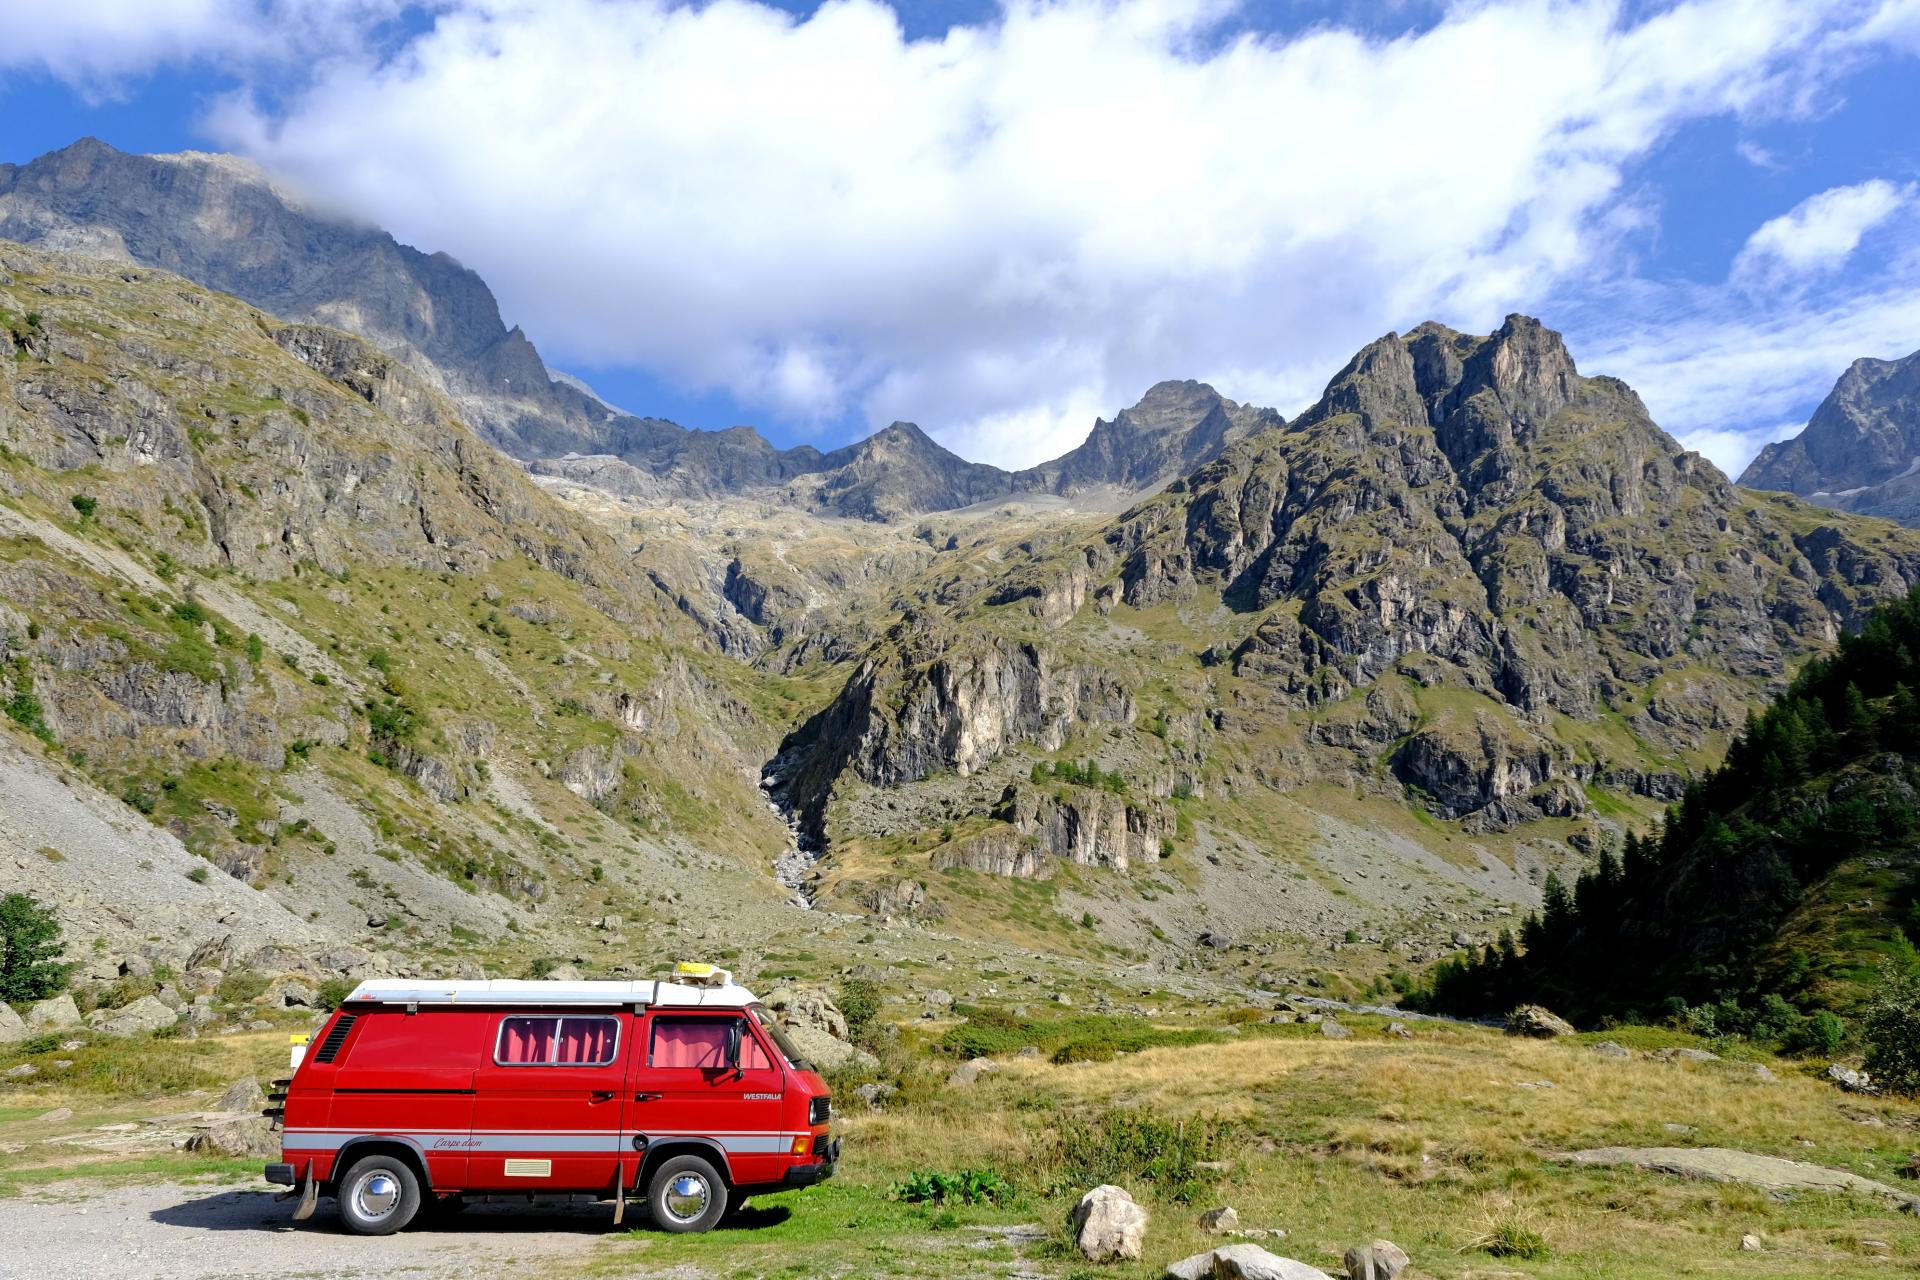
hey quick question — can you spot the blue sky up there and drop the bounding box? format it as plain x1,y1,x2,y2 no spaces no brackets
4,0,1919,473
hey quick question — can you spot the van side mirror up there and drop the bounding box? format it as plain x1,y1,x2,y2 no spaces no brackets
726,1019,743,1069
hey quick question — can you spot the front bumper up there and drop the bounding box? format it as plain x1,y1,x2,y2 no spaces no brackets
782,1136,840,1187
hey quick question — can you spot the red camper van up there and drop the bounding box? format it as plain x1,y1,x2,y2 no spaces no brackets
264,966,838,1235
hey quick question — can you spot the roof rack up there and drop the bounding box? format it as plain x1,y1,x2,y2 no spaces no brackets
342,978,758,1009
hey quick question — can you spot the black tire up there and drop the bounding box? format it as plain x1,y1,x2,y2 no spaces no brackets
334,1153,422,1236
647,1154,727,1233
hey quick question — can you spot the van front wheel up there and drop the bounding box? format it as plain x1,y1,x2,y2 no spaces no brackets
335,1153,422,1236
647,1154,726,1233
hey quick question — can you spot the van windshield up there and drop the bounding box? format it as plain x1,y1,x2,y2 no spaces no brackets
750,1004,812,1071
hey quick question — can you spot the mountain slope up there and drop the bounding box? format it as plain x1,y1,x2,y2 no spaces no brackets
0,139,1275,519
1420,584,1920,1028
0,239,808,978
766,317,1920,962
1740,348,1920,522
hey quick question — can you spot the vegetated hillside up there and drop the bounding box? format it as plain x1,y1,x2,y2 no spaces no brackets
1742,346,1920,524
0,139,1275,519
1421,585,1920,1029
765,317,1920,968
0,240,811,976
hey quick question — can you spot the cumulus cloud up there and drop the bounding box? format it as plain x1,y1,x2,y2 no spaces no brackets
7,0,1920,471
1733,179,1915,283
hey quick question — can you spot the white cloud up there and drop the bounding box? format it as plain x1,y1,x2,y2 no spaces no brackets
7,0,1920,471
0,1,403,92
1732,179,1915,283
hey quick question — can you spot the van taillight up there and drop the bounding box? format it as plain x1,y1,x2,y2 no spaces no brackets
808,1096,830,1125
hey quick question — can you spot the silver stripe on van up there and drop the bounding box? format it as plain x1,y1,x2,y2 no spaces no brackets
282,1130,806,1155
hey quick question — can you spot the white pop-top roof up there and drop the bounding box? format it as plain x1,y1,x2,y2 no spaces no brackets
343,978,760,1009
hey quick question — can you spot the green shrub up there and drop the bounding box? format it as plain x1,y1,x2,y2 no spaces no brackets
1864,963,1920,1095
185,865,211,885
1038,1108,1234,1203
839,978,882,1039
216,969,270,1005
887,1168,1014,1206
69,493,97,520
316,976,357,1010
0,892,71,1004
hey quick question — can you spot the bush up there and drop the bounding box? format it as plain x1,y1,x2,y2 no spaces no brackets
1863,963,1920,1095
69,493,97,520
838,978,882,1039
0,892,71,1004
887,1168,1014,1206
316,976,357,1010
1038,1109,1235,1203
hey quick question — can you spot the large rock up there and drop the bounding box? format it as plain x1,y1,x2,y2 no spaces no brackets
0,1002,26,1045
218,1076,267,1114
947,1057,997,1087
186,1115,280,1159
781,1022,877,1073
1505,1004,1575,1038
1159,1251,1328,1280
761,986,847,1040
91,995,178,1036
25,994,81,1032
1343,1240,1410,1280
1072,1184,1149,1262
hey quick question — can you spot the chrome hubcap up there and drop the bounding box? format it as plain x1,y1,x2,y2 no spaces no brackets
353,1171,401,1220
663,1173,711,1222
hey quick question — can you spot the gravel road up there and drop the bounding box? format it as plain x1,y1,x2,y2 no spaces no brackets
0,1181,666,1280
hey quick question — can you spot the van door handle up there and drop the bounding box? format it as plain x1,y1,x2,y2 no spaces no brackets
589,1091,616,1102
633,1092,663,1102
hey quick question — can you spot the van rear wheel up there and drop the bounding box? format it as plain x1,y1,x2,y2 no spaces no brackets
647,1154,726,1233
335,1153,422,1236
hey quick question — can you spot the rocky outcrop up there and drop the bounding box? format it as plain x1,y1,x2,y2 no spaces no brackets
768,622,1134,841
1391,715,1585,829
1001,784,1172,871
932,825,1051,878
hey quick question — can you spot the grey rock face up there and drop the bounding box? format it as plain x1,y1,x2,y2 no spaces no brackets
1742,348,1920,522
1343,1239,1410,1280
90,995,178,1036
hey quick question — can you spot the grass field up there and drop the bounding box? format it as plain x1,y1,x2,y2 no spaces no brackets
6,1016,1919,1278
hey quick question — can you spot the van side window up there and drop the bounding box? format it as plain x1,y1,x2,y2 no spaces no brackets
650,1016,738,1068
495,1015,619,1066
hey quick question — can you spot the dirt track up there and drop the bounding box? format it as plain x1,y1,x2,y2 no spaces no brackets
0,1180,682,1280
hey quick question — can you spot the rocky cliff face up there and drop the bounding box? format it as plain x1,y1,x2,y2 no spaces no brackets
776,316,1920,873
1740,348,1920,523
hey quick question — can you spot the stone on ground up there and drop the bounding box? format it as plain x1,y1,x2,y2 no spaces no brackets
1828,1063,1877,1094
1072,1184,1148,1262
91,995,177,1036
1210,1243,1335,1278
760,985,848,1039
25,994,81,1032
185,1115,280,1158
1343,1239,1410,1280
948,1057,997,1087
1740,1233,1763,1252
1560,1146,1920,1210
1199,1206,1239,1233
1591,1040,1632,1059
781,1022,878,1072
219,1076,267,1113
1320,1019,1352,1040
0,1002,25,1044
1504,1004,1575,1037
